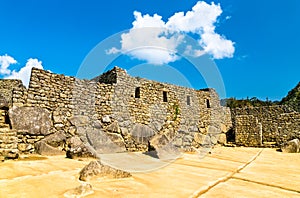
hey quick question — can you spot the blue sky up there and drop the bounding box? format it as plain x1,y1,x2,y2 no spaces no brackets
0,0,299,101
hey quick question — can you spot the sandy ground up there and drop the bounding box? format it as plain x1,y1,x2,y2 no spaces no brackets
0,147,300,198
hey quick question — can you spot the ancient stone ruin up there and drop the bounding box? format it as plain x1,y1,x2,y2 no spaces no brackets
0,67,232,159
0,66,299,159
231,105,300,148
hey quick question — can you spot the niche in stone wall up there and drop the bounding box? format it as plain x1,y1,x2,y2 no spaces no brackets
163,91,168,102
135,87,140,98
206,99,211,108
187,96,191,106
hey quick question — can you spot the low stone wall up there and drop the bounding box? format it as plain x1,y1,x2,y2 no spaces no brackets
232,105,300,146
277,112,300,143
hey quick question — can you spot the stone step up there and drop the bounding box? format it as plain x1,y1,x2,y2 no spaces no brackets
0,136,18,143
0,148,19,159
0,123,10,129
0,129,16,135
0,132,17,137
0,118,6,125
0,143,18,149
263,142,277,147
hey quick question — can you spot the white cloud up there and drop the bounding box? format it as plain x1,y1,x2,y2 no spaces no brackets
132,11,165,28
0,54,17,75
108,1,235,64
166,1,222,33
5,58,43,87
119,28,183,64
200,32,235,59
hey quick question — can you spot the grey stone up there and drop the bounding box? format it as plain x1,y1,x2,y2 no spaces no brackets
150,134,169,149
194,133,206,144
208,125,221,135
102,115,111,123
120,127,129,136
106,121,120,133
217,133,227,145
43,130,68,148
209,134,218,145
53,115,64,124
85,128,126,153
79,160,131,181
132,124,155,144
0,94,8,108
35,141,65,156
92,120,102,129
281,139,300,153
66,136,95,159
68,115,90,127
9,106,52,135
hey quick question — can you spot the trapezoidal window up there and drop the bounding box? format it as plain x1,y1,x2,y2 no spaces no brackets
135,87,140,98
206,99,211,108
187,96,191,106
163,91,168,102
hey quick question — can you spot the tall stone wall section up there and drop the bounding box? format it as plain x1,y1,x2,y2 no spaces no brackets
232,105,300,146
235,115,262,146
96,67,232,151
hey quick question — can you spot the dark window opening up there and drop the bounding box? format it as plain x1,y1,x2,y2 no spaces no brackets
206,99,211,108
187,96,191,105
163,91,168,102
135,87,140,98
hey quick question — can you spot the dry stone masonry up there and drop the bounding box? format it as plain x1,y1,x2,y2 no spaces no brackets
232,106,300,147
0,66,299,159
0,67,231,158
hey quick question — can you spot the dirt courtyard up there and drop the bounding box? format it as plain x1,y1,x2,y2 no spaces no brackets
0,147,299,198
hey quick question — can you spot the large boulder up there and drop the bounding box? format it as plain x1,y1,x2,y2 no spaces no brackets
79,161,131,181
78,127,126,154
281,139,300,153
35,141,65,155
9,106,52,135
66,136,95,159
132,124,155,144
68,115,90,127
43,130,68,148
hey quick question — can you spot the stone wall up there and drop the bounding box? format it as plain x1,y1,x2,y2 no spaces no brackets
232,105,300,146
277,112,300,143
0,66,232,157
0,79,25,107
94,67,232,152
235,115,262,146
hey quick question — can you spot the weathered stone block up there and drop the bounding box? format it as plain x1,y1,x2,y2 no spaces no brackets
79,160,131,181
281,139,300,153
217,133,227,145
9,106,52,135
35,141,65,156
